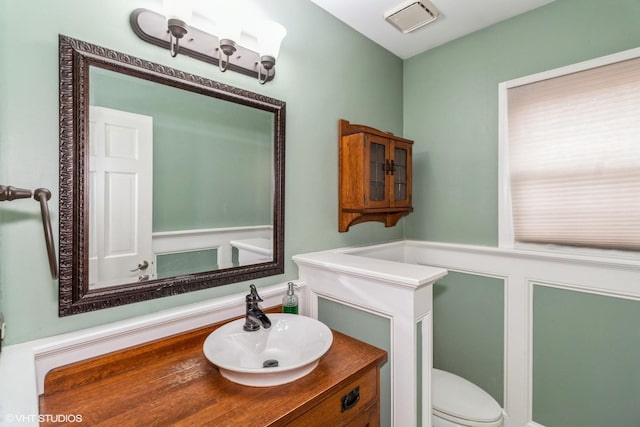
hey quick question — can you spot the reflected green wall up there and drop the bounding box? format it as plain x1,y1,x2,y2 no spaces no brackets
90,68,273,231
156,249,219,279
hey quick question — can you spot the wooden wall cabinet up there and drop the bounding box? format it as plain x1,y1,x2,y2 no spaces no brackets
339,119,413,232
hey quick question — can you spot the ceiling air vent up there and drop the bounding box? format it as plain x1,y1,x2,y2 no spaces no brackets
384,1,440,34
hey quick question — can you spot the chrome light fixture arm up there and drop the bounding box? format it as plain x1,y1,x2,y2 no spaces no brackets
217,38,237,72
258,55,276,85
167,17,188,57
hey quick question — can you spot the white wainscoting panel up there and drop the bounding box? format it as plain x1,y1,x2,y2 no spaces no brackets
403,240,640,427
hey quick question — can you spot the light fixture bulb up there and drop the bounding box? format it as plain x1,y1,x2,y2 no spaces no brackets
216,20,241,47
256,21,286,84
163,0,193,25
256,21,287,61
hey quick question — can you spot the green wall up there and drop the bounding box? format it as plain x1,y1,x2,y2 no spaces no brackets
533,286,640,427
0,0,404,344
2,1,640,425
403,0,640,245
318,298,392,427
432,272,504,405
404,0,640,425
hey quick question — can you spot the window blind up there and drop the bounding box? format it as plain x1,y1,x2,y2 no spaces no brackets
507,57,640,251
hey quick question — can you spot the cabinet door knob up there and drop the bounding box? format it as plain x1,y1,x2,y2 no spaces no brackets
385,159,396,175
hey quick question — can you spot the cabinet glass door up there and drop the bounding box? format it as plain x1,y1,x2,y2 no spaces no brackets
365,135,390,208
369,141,386,201
391,141,411,207
394,147,407,200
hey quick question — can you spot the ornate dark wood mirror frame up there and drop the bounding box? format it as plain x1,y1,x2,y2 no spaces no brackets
58,35,285,316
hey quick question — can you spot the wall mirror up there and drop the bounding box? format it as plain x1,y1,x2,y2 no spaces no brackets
59,35,285,316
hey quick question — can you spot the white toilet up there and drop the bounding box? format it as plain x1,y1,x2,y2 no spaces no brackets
432,369,504,427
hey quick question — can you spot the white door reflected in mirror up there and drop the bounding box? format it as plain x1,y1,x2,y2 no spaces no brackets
89,106,155,288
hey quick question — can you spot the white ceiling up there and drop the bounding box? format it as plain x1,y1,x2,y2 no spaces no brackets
309,0,556,59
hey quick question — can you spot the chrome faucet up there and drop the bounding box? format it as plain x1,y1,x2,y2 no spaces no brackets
243,284,272,331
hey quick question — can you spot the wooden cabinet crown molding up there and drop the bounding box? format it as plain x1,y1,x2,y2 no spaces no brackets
339,119,413,232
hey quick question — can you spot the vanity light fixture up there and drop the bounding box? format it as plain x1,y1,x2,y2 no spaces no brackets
130,4,286,84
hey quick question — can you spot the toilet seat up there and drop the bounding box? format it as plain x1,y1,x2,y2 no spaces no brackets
432,369,503,427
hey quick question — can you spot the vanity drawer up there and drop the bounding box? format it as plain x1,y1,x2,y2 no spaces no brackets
291,366,380,426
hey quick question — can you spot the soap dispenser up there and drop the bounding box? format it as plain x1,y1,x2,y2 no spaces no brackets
282,282,299,314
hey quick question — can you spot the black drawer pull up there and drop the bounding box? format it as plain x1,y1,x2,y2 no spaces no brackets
341,386,360,412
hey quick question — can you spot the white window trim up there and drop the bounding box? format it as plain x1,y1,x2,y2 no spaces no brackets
498,46,640,262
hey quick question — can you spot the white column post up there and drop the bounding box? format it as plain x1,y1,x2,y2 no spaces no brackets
293,250,447,426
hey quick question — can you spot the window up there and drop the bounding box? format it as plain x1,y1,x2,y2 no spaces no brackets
499,48,640,256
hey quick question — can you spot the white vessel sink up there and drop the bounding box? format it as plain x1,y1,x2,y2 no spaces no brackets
203,313,333,387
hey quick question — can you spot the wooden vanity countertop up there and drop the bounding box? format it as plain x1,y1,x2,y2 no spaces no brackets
39,313,387,427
